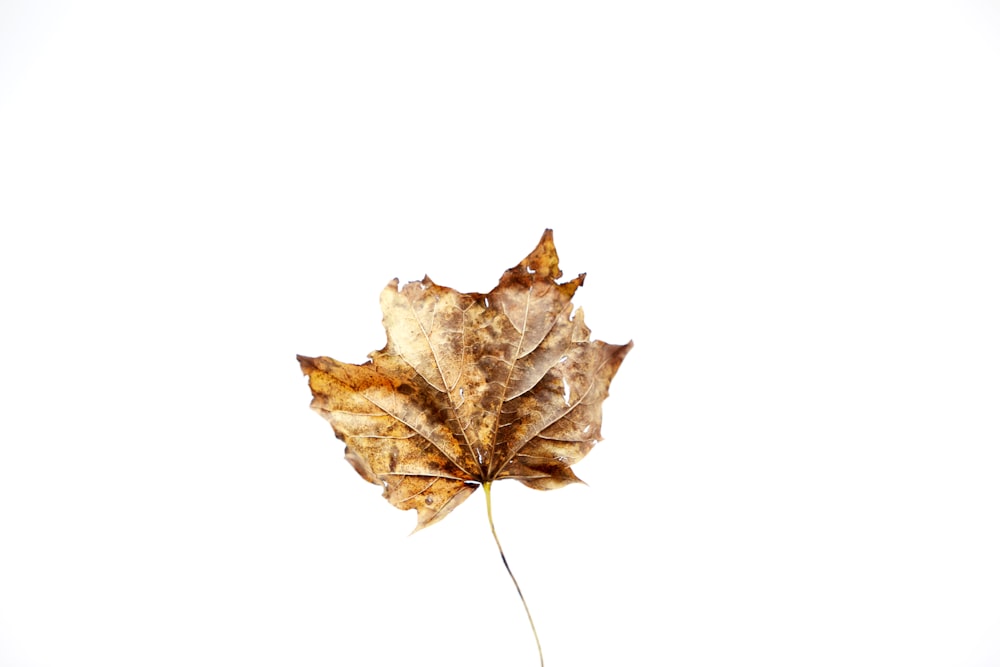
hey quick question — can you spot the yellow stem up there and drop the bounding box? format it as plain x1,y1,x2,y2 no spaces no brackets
483,481,544,667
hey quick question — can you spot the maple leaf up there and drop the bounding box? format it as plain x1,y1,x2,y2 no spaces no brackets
298,229,632,532
298,230,631,664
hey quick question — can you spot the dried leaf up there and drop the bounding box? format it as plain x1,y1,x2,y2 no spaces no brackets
298,229,631,531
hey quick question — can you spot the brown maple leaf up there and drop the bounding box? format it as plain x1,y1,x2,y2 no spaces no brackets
298,229,631,532
298,230,630,665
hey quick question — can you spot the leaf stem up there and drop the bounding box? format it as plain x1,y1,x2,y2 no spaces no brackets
483,481,544,667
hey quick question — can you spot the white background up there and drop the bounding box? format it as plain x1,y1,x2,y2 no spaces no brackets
2,2,999,666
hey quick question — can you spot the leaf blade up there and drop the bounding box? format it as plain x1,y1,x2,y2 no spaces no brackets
298,229,631,530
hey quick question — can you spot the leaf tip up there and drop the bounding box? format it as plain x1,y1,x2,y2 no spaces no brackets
518,228,562,280
297,354,316,373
